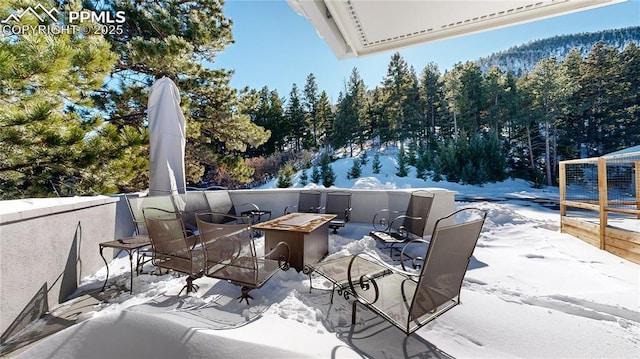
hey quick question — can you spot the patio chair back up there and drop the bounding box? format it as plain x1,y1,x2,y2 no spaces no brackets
127,195,177,236
196,213,254,268
203,190,237,221
175,191,212,231
410,208,486,323
402,190,434,237
284,190,322,215
185,189,267,226
299,190,322,213
143,207,205,293
325,191,352,233
325,191,351,221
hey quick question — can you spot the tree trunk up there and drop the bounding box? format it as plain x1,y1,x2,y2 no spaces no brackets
552,124,558,183
312,112,317,148
526,126,535,171
545,119,552,186
453,110,458,138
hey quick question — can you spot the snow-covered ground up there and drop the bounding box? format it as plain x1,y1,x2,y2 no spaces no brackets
8,148,640,358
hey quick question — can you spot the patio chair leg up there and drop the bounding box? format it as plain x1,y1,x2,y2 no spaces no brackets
351,299,361,325
330,284,336,304
179,276,199,295
237,286,254,304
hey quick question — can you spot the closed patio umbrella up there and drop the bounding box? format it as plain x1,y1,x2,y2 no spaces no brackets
147,76,187,198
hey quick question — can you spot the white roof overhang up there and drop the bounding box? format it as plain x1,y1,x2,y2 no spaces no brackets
287,0,627,59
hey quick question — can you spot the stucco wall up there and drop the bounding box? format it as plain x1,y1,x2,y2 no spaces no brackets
0,196,118,343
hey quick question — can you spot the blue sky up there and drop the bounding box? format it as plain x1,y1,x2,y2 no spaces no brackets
214,0,640,102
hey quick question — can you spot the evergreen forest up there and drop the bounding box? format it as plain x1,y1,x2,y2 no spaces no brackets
1,1,639,199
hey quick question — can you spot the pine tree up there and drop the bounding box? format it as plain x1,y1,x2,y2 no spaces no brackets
524,57,576,185
0,0,146,198
286,84,306,152
483,66,509,135
320,153,336,187
407,141,417,167
333,68,367,156
457,62,486,134
253,87,287,156
299,170,308,186
620,43,640,149
579,42,628,155
368,88,390,145
415,141,430,180
381,53,415,142
322,165,336,188
303,73,320,148
441,66,463,139
483,130,507,182
419,62,443,139
359,150,369,166
438,139,460,183
396,146,409,177
347,159,362,180
311,164,321,184
557,48,585,161
276,163,295,188
92,0,270,188
372,153,381,174
316,91,333,148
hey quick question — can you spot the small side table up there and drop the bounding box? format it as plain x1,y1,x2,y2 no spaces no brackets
240,209,272,224
240,209,272,237
99,236,151,294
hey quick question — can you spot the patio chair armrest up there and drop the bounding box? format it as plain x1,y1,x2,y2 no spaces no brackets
388,214,421,228
346,253,418,305
284,205,297,215
264,241,291,271
399,239,429,271
237,202,260,212
345,207,352,222
388,215,422,237
186,234,201,250
349,252,419,279
373,208,398,232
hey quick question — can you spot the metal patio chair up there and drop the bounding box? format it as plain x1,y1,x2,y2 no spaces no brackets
284,190,323,215
196,213,290,304
325,191,352,234
143,207,206,295
347,208,487,335
369,190,434,258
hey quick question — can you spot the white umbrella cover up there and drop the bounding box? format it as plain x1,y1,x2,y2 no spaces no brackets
147,77,187,197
